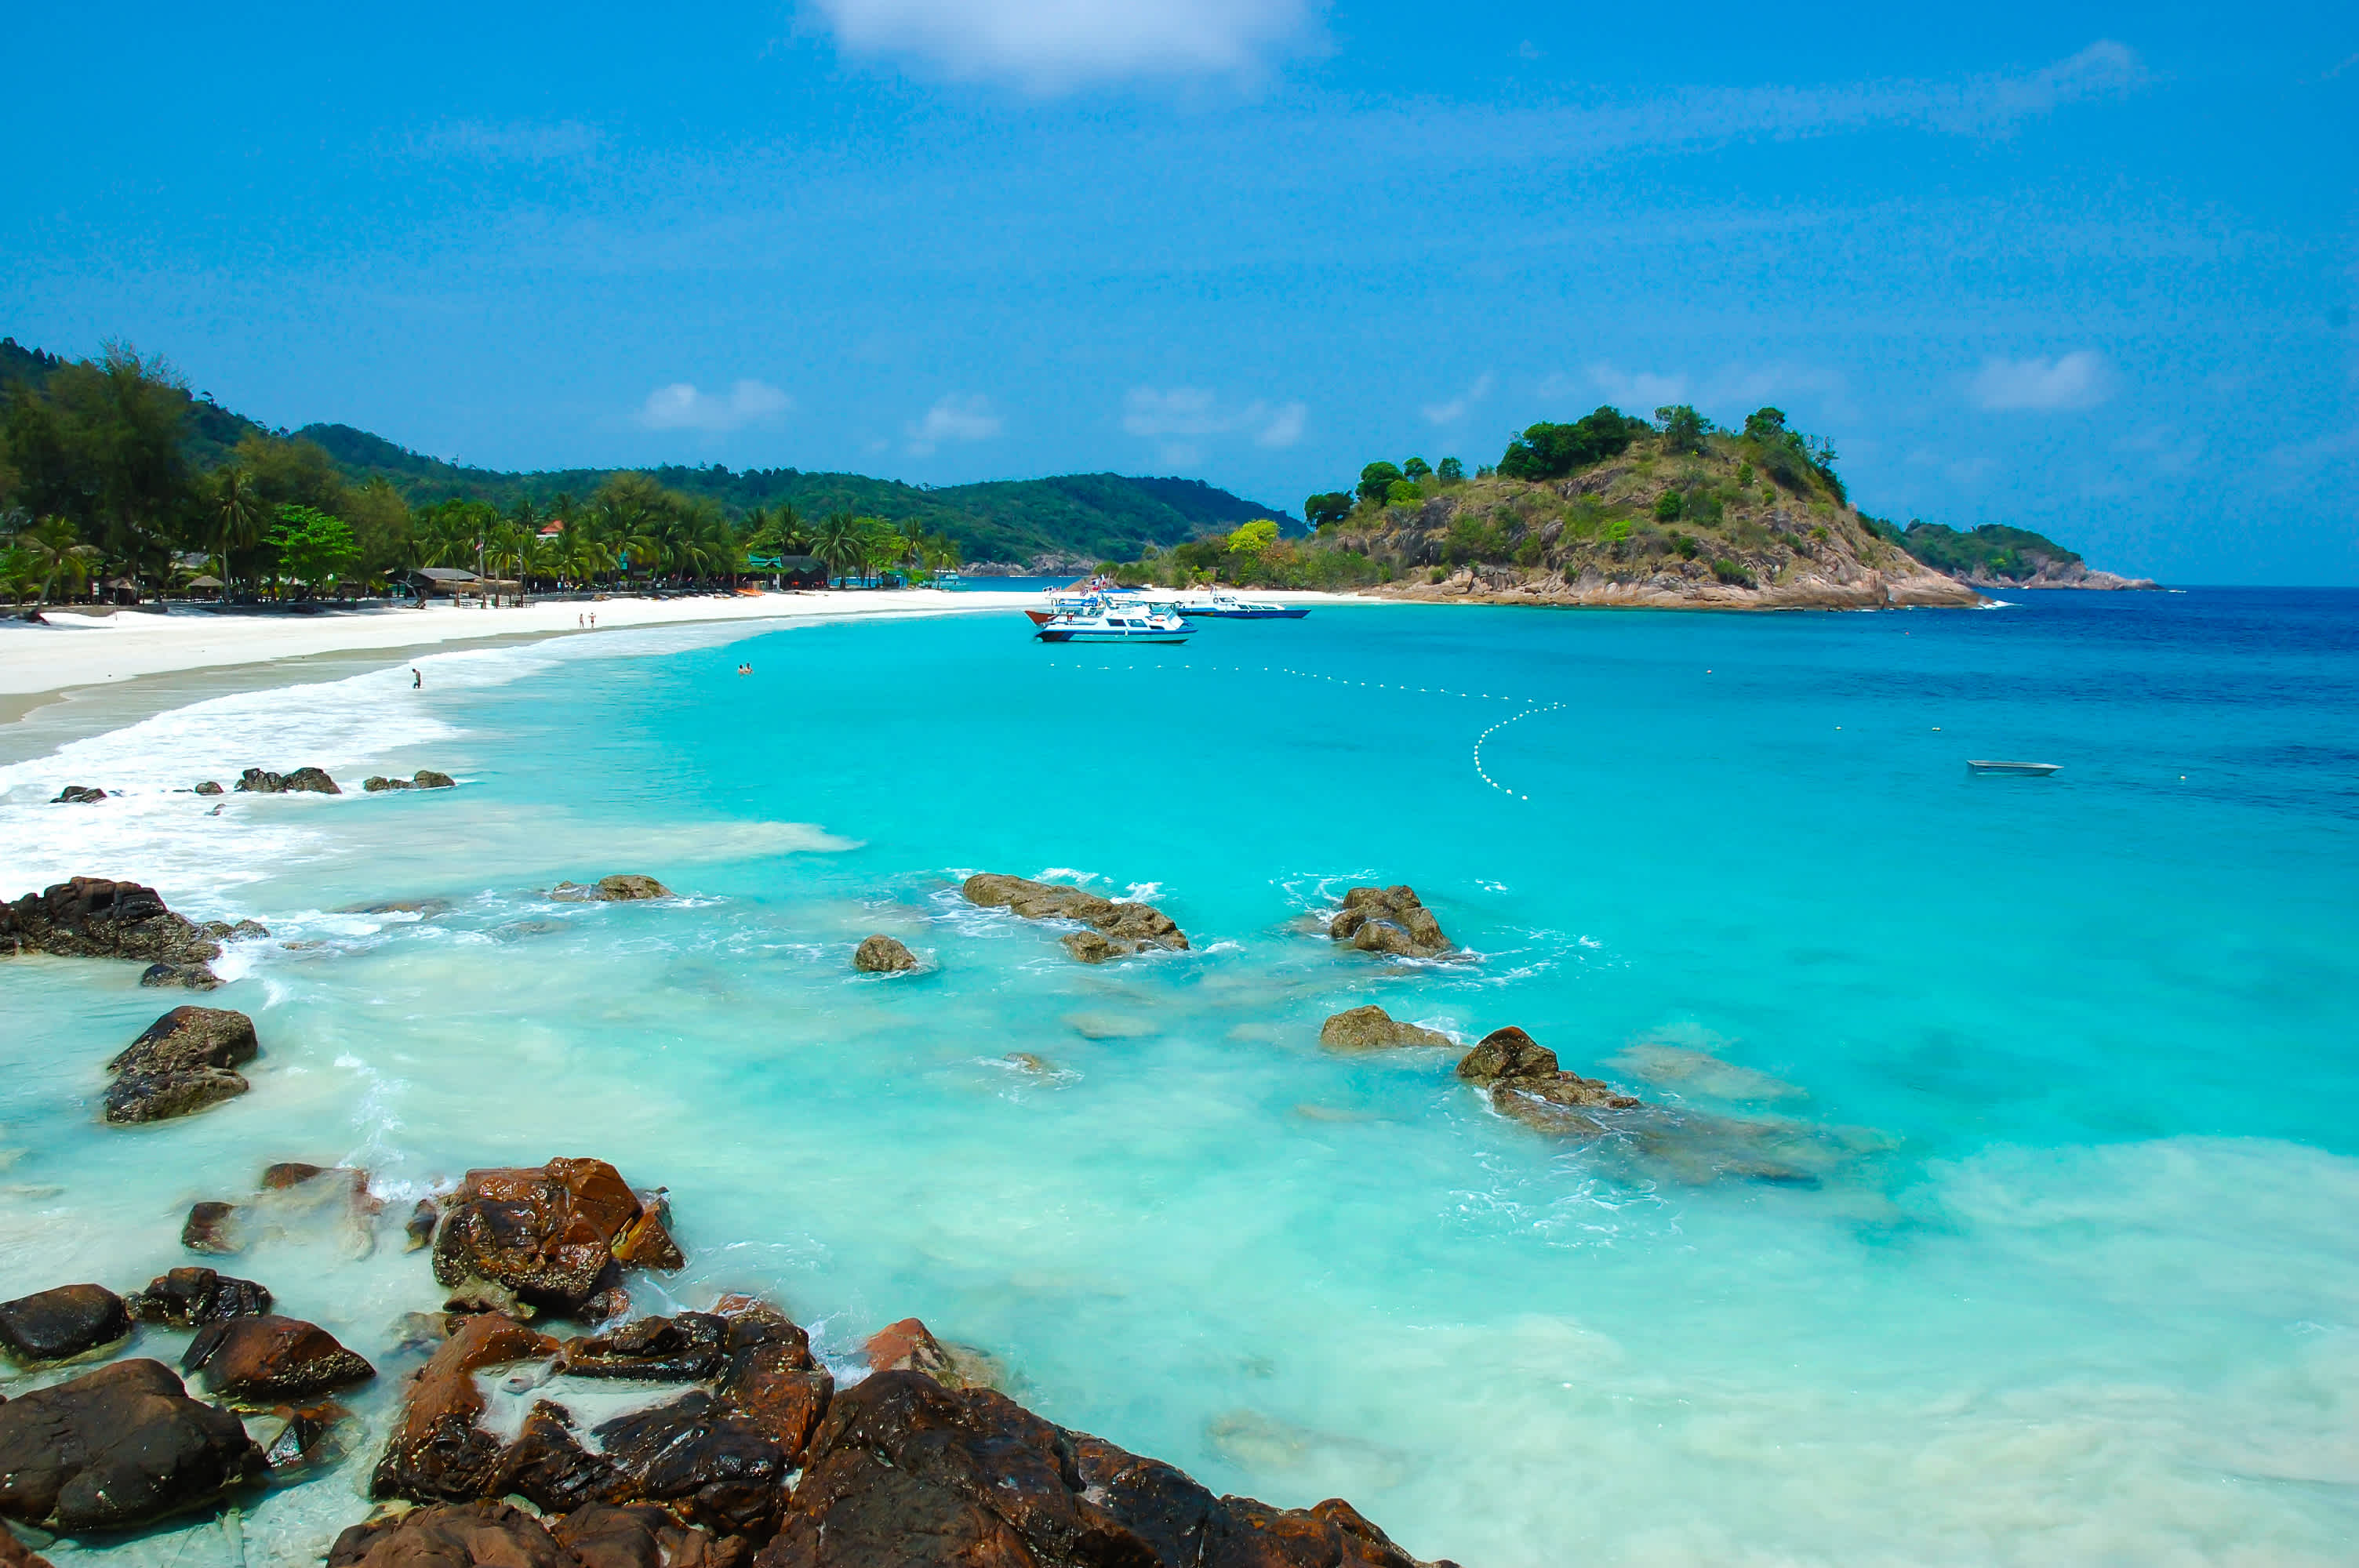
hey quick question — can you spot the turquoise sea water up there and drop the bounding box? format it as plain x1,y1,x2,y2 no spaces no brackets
2,590,2356,1566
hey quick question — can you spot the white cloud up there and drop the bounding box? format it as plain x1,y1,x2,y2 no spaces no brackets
1421,372,1494,426
638,379,793,432
805,0,1320,90
418,120,603,162
907,393,1003,455
1123,386,1306,452
1968,350,2114,412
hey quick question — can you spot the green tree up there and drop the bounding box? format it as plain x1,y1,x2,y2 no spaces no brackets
1654,490,1685,521
1384,478,1423,507
1401,457,1432,480
1496,408,1646,481
1303,492,1353,530
1356,462,1404,504
1227,518,1281,557
1435,457,1465,484
9,517,103,602
1655,405,1710,456
207,466,264,595
264,504,358,597
812,510,863,586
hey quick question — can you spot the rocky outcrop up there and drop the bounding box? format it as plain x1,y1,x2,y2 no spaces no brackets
961,874,1188,962
139,961,220,990
1456,1026,1641,1133
1362,559,1984,610
193,780,224,796
236,766,341,794
182,1200,243,1254
757,1370,1454,1568
1319,1005,1452,1051
431,1158,683,1317
0,1285,130,1366
126,1267,272,1327
202,918,271,941
331,1501,746,1568
551,876,674,902
0,1359,264,1533
863,1317,999,1392
852,935,918,973
562,1313,728,1381
49,786,104,804
1328,886,1454,960
365,770,460,792
373,1312,564,1501
181,1314,374,1405
713,1298,834,1467
103,1004,257,1123
0,877,220,972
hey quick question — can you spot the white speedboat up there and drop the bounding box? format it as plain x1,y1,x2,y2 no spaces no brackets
1186,591,1310,620
1034,607,1194,644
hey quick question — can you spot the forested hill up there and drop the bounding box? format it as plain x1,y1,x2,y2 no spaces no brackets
0,338,1296,567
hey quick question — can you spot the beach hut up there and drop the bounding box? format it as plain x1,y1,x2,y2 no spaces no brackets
771,554,828,590
401,567,484,601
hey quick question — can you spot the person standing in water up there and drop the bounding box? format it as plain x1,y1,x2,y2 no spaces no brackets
412,668,422,688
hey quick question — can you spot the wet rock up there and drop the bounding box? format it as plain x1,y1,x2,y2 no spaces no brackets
712,1298,832,1465
562,1313,727,1381
256,1400,359,1478
49,787,105,805
759,1370,1451,1568
863,1317,998,1392
372,1312,561,1501
182,1313,375,1405
415,771,456,789
0,1286,129,1366
594,1392,789,1538
406,1199,440,1251
0,1521,53,1568
1328,886,1453,960
344,898,450,917
138,961,221,990
125,1267,272,1327
103,1004,258,1123
431,1159,683,1316
183,1200,245,1254
551,876,673,902
1318,1005,1451,1051
235,766,340,795
330,1501,573,1568
0,877,220,968
362,776,415,792
193,781,224,797
230,919,269,939
1456,1025,1641,1133
493,1403,631,1515
852,934,917,973
0,1358,264,1533
961,873,1188,961
551,1502,748,1568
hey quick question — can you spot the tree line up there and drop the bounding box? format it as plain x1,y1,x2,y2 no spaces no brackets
0,343,961,602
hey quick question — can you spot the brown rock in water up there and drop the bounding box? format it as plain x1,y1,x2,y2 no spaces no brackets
104,1004,259,1123
562,1313,728,1381
0,1285,130,1366
552,1502,748,1568
0,1359,264,1533
1319,1005,1452,1051
49,786,105,804
414,770,457,789
139,961,220,990
592,1392,790,1539
256,1400,359,1478
1,1520,55,1568
1328,885,1454,960
551,875,674,902
961,873,1188,961
492,1403,631,1515
713,1298,832,1465
182,1200,245,1254
863,1317,1000,1392
331,1501,574,1568
362,775,416,792
0,877,220,968
193,781,224,796
235,766,340,795
181,1313,375,1405
1456,1025,1641,1134
431,1158,683,1316
1453,1025,1556,1083
125,1267,272,1327
758,1370,1452,1568
852,934,918,973
373,1312,561,1501
405,1198,440,1250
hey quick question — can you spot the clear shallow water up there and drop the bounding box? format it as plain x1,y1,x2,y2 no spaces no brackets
2,590,2356,1567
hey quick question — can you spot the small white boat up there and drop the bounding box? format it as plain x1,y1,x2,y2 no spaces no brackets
1034,607,1194,644
1185,591,1310,620
1967,760,2060,775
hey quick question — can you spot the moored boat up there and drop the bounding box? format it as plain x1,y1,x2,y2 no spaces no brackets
1967,760,2061,775
1184,590,1310,620
1034,606,1194,644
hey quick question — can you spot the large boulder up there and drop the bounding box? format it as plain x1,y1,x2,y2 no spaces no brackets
1318,1006,1451,1051
139,962,221,990
373,1312,562,1501
235,766,340,795
0,1359,264,1533
1328,886,1453,960
1456,1025,1641,1133
863,1317,998,1392
713,1298,833,1468
852,935,918,974
961,873,1188,962
0,1286,129,1366
331,1501,575,1568
551,876,673,903
103,1005,258,1124
431,1159,683,1316
49,786,104,804
756,1370,1452,1568
180,1314,374,1405
125,1267,272,1327
591,1392,790,1538
0,877,220,969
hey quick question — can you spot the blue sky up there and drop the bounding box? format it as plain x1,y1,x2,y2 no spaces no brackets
6,2,2354,582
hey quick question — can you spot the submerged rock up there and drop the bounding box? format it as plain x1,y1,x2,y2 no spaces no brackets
192,780,224,797
104,1004,258,1123
182,1200,245,1254
126,1267,273,1327
181,1313,375,1405
1456,1025,1641,1133
551,876,674,903
0,1285,130,1366
49,786,104,804
960,873,1188,961
0,877,220,971
1319,1005,1452,1051
863,1316,1003,1393
852,934,918,973
0,1359,264,1533
139,961,221,990
431,1157,683,1316
256,1400,360,1479
235,766,340,795
1328,885,1454,960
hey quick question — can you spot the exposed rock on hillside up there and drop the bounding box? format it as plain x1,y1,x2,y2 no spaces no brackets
961,873,1188,962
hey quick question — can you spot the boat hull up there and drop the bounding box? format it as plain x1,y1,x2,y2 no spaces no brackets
1188,606,1309,619
1036,629,1193,644
1967,760,2061,775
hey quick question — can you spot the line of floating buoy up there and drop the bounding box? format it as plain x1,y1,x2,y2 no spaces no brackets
1473,702,1567,801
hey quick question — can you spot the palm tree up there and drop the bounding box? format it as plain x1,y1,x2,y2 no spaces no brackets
812,510,863,588
567,535,614,590
13,518,104,604
209,467,263,597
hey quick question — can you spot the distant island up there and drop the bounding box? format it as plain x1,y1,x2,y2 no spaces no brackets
0,337,2146,608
